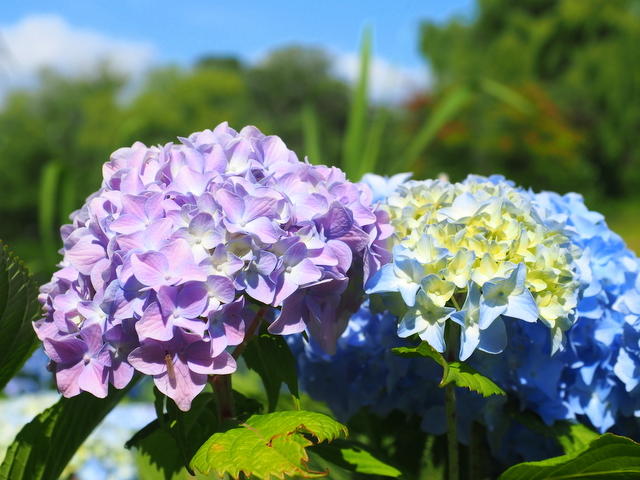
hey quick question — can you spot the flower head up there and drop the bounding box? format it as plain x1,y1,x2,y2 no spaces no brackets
35,123,389,409
366,175,580,358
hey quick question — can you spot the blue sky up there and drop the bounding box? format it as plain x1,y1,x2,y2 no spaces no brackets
0,1,473,100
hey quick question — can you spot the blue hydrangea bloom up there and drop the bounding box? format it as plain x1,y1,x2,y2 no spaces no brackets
477,191,640,433
293,179,640,464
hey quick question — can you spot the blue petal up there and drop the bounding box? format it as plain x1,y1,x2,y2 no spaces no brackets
365,264,399,294
418,323,446,352
397,309,427,338
505,290,539,323
479,295,506,329
478,316,507,354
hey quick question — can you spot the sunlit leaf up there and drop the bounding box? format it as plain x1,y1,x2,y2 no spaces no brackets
393,343,505,397
499,433,640,479
191,410,348,479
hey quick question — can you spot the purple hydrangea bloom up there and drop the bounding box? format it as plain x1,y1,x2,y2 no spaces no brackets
35,123,390,410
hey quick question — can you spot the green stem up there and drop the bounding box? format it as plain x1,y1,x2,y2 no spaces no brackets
445,323,460,480
212,374,235,422
445,382,459,480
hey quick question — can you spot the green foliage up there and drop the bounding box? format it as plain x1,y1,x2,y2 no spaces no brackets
509,409,600,455
499,433,640,479
392,343,505,397
0,241,40,390
0,381,137,480
244,333,300,412
191,410,348,479
311,440,402,478
420,0,640,197
128,390,263,480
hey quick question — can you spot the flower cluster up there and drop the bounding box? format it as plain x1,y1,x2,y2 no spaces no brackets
366,175,580,359
35,123,390,410
476,191,640,432
293,185,640,466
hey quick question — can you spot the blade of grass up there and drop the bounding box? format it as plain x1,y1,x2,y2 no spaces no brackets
399,86,472,172
359,109,388,178
301,103,322,164
480,77,533,114
38,161,61,267
342,26,372,178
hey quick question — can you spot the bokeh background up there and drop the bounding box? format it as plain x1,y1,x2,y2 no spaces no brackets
2,0,639,283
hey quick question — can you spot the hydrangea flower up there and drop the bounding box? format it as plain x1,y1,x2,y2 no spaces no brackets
366,175,580,359
293,183,640,469
476,191,640,433
35,123,390,410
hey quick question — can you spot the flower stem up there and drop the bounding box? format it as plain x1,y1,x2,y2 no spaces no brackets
231,306,268,360
209,306,268,422
445,382,459,480
445,322,459,480
212,374,235,421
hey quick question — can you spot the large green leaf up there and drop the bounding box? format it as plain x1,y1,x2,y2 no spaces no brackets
191,410,348,479
499,433,640,479
310,440,402,478
0,380,137,480
342,27,371,178
243,333,300,412
0,241,41,390
393,343,505,397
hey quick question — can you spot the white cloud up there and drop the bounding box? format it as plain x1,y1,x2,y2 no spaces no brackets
0,14,155,91
332,52,430,104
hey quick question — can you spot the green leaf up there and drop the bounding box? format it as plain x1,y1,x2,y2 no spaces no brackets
301,103,322,164
342,26,371,178
311,440,402,478
0,380,138,480
243,333,300,412
399,86,472,171
499,433,640,480
392,343,505,397
555,423,600,455
191,410,348,479
128,390,263,480
509,410,599,455
0,241,41,391
443,362,505,397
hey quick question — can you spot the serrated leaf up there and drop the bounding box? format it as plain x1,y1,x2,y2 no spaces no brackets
392,343,505,397
442,362,505,397
244,333,300,412
191,410,348,479
499,433,640,479
0,379,137,480
310,440,402,478
0,241,41,390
